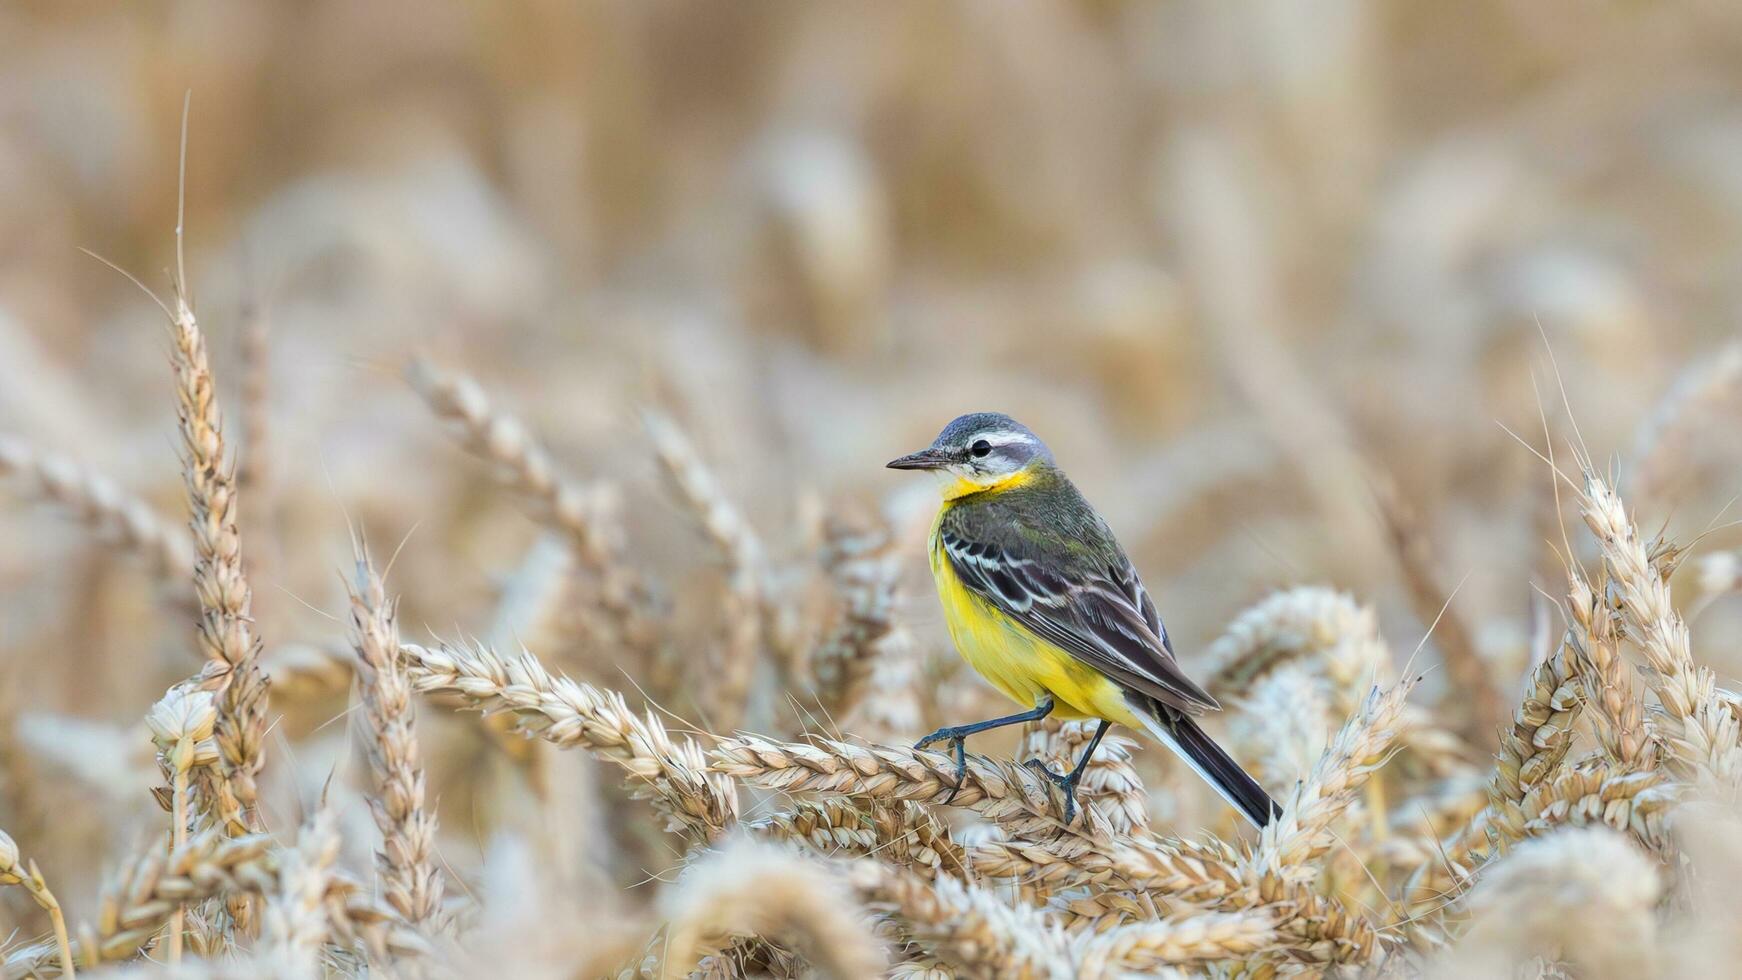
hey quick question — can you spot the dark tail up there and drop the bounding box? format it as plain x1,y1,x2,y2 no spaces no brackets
1130,697,1281,828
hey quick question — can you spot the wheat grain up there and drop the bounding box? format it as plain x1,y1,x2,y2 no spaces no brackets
749,798,968,881
1566,570,1656,769
710,732,1067,837
849,863,1075,978
1202,587,1390,703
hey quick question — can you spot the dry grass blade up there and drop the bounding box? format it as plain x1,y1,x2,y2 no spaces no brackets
346,550,444,928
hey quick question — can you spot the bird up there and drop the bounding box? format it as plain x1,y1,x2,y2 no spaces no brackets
888,412,1279,827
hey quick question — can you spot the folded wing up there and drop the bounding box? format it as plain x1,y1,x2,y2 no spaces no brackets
939,524,1218,714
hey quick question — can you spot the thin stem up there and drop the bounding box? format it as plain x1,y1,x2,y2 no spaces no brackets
27,860,74,979
168,769,188,963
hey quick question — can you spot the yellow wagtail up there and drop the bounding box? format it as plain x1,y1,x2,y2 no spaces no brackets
889,412,1278,827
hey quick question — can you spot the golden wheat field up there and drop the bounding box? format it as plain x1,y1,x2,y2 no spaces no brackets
5,3,1742,978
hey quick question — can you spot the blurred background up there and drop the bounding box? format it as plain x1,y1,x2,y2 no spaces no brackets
4,0,1742,924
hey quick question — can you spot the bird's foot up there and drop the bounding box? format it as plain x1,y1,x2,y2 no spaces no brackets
914,727,971,804
1023,758,1082,825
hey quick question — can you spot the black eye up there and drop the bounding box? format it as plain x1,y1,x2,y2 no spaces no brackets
969,439,992,458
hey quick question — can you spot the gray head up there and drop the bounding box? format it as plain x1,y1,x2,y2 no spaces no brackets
887,412,1054,493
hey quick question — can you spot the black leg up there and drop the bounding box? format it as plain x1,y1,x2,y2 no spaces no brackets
1023,718,1111,824
915,697,1055,804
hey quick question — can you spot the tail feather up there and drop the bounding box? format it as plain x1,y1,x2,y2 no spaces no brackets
1129,696,1280,828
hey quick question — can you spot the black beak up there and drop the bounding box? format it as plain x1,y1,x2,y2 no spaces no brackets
886,447,954,471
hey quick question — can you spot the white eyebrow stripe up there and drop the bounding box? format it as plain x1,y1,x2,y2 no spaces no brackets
975,430,1035,447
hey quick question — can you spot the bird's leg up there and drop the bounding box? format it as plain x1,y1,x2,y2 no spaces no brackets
914,697,1055,804
1023,718,1111,824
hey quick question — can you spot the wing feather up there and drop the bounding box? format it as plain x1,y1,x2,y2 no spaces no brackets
940,524,1216,713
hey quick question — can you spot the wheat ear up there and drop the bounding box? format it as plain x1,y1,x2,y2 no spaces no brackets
658,841,886,980
406,358,656,656
2,829,429,978
166,291,270,844
257,804,340,976
346,551,444,929
400,639,738,839
0,434,195,585
645,411,765,731
0,829,74,978
1580,472,1742,794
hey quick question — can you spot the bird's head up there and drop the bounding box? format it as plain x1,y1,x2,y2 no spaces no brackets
887,412,1054,499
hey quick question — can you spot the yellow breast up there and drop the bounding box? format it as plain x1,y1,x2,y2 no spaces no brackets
928,506,1141,727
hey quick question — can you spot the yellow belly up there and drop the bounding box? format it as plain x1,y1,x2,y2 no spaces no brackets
930,521,1143,729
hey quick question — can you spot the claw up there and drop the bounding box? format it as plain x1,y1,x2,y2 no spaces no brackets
1023,757,1082,824
915,727,971,806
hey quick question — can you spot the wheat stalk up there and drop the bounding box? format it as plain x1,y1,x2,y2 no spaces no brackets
812,516,900,709
1373,475,1501,743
